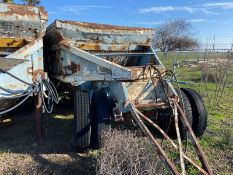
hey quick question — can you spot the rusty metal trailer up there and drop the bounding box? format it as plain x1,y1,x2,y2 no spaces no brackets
44,20,213,174
0,3,59,140
0,2,213,174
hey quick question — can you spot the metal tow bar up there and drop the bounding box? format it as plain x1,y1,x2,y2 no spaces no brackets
126,100,213,175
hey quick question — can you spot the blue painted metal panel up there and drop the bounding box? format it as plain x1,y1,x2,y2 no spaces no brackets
0,39,44,93
44,20,177,113
45,20,153,52
0,3,47,111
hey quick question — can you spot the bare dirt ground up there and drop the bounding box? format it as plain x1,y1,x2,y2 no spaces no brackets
0,99,96,175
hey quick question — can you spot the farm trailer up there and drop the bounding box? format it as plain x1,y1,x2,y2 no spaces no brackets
0,3,58,140
44,20,213,174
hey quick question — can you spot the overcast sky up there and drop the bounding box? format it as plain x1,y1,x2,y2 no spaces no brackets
15,0,233,48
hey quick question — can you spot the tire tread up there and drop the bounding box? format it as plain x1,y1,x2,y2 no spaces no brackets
74,90,91,149
181,88,208,137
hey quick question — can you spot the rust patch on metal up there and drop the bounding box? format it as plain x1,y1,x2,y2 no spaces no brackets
73,42,148,51
78,43,101,51
33,69,47,81
1,3,47,19
59,41,71,50
61,20,153,32
0,3,48,41
134,102,165,109
0,38,27,48
45,20,153,52
129,66,166,80
70,62,80,73
63,62,80,74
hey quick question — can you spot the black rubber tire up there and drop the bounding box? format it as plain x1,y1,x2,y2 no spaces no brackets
73,90,91,150
181,88,208,137
90,90,111,149
178,89,193,139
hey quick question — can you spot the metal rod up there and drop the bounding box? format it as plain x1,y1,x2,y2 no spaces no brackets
172,100,213,175
128,102,180,175
134,102,165,109
96,52,154,57
135,108,178,149
174,104,186,175
34,93,43,142
135,105,211,175
183,155,209,175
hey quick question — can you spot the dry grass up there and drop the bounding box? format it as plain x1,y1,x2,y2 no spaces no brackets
0,153,95,175
96,129,169,175
0,100,96,175
1,75,233,175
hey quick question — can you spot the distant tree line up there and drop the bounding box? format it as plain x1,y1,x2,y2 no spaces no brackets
0,0,40,6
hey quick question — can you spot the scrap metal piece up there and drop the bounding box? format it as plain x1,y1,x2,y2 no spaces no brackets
174,104,186,175
134,107,177,149
45,20,153,52
0,38,27,48
172,100,213,175
128,102,180,175
35,92,43,142
127,100,213,175
0,3,48,112
0,3,47,40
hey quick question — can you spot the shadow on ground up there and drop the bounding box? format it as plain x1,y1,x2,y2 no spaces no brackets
0,98,96,175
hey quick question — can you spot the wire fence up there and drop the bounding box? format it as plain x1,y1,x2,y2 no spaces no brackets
157,50,233,110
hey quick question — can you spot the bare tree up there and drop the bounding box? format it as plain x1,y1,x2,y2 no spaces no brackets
21,0,40,6
153,20,199,58
0,0,14,3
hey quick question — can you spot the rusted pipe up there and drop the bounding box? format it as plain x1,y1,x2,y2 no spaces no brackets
131,100,213,175
134,108,178,149
128,102,180,175
134,102,165,109
174,104,186,175
135,105,211,175
172,100,213,175
34,93,43,142
183,154,209,175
